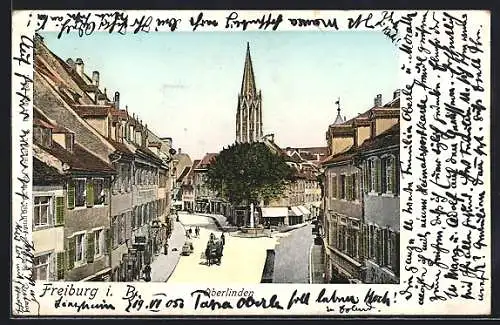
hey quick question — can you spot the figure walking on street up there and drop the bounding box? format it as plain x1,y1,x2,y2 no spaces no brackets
188,228,193,237
221,232,225,245
143,264,151,282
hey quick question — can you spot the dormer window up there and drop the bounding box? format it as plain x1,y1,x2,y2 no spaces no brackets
65,133,74,153
34,126,52,148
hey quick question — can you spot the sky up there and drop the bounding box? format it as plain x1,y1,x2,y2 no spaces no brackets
41,31,400,160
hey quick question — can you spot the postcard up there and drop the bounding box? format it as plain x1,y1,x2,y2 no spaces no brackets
11,9,490,317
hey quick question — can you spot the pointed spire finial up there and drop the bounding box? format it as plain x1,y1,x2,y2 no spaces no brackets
241,42,257,96
333,97,344,125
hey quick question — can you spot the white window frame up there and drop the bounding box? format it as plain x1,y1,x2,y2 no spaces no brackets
93,178,105,206
382,154,395,195
33,251,52,281
72,231,86,266
93,227,105,257
33,195,53,228
368,157,377,195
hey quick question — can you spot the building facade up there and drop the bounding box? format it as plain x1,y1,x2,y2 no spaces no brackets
33,34,175,282
321,92,400,284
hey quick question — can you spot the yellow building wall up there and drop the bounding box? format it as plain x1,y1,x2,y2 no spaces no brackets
33,227,64,254
331,137,354,156
356,126,371,147
86,117,107,137
52,133,66,148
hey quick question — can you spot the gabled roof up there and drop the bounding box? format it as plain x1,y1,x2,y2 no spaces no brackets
196,153,218,169
176,166,191,183
33,157,64,184
186,160,201,180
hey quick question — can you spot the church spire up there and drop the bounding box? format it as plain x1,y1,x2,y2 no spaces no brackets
240,42,257,96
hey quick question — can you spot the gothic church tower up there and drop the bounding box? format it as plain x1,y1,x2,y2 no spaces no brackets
236,42,263,143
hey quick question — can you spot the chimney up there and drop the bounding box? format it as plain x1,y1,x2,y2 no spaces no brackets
178,148,182,154
393,89,401,99
75,58,84,77
66,58,75,70
92,71,100,87
114,91,120,109
374,94,382,107
160,137,172,148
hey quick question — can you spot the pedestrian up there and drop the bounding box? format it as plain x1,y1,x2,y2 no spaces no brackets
188,228,193,237
221,232,225,245
195,226,199,237
143,264,151,282
164,242,169,255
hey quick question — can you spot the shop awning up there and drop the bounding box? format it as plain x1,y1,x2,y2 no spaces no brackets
298,205,311,215
262,207,288,218
80,267,112,281
289,206,303,217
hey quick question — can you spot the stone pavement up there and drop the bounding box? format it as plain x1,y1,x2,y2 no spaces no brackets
167,213,282,284
310,242,326,284
150,220,186,282
272,223,314,283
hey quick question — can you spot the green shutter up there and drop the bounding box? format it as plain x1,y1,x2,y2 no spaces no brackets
67,238,75,270
104,178,110,205
56,252,65,280
346,175,352,200
375,158,381,193
391,157,397,194
105,228,111,254
55,196,65,226
87,233,95,263
363,161,368,193
331,175,337,199
67,181,75,209
86,180,94,207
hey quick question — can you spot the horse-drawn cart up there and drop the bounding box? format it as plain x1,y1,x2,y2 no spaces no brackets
204,233,224,266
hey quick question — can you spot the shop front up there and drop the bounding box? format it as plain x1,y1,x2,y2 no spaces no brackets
261,207,288,227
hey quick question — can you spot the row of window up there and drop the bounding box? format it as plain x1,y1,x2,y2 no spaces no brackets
326,172,360,202
110,198,168,248
327,216,399,274
34,126,75,152
113,163,160,194
61,228,109,274
35,229,110,280
364,155,398,195
68,178,108,209
325,154,399,202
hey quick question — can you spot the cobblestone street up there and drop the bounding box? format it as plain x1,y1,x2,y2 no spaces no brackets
167,213,283,284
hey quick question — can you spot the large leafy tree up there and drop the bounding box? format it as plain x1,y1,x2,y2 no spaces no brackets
206,142,294,206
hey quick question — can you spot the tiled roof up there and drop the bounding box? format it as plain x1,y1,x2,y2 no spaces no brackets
72,105,112,117
196,153,218,169
33,157,63,183
321,147,357,165
108,138,135,155
42,140,114,173
34,117,54,129
187,160,201,178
